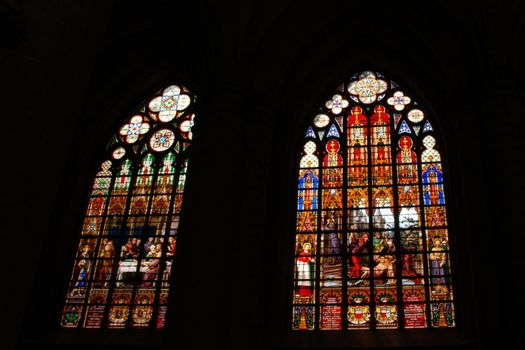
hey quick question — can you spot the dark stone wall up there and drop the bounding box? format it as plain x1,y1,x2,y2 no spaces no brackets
1,1,521,349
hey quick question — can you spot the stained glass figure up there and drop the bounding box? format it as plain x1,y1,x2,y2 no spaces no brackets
292,71,455,330
62,84,197,329
298,170,319,210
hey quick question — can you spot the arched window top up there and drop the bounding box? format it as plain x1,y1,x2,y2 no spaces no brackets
61,84,196,329
291,71,455,331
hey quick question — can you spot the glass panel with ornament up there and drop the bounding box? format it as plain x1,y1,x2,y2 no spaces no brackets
291,71,455,330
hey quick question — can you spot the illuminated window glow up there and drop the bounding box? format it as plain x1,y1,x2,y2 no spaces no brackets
61,84,196,329
291,71,455,330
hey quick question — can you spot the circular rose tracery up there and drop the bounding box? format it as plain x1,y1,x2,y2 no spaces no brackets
149,129,175,152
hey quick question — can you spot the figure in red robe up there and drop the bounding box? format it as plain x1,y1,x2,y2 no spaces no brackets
295,243,315,296
397,136,418,184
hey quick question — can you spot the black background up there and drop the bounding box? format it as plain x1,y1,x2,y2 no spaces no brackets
0,0,521,349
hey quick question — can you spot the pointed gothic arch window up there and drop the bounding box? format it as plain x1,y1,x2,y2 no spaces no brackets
291,71,455,330
61,84,196,329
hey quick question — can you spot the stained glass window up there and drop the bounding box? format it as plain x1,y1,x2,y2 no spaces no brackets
291,71,455,331
61,84,196,329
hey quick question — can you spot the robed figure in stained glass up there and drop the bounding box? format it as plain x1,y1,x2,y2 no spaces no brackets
429,238,448,286
298,170,318,210
422,165,445,205
323,140,343,167
94,239,115,287
70,244,92,296
397,136,418,184
295,242,315,297
348,233,370,282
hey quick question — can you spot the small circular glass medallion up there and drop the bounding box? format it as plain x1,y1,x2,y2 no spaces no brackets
112,147,126,160
407,109,424,123
313,114,330,128
149,129,175,152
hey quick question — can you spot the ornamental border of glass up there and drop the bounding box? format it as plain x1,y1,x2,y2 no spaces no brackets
61,84,196,329
291,71,455,330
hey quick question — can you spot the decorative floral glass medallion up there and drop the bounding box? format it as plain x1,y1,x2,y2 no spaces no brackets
347,71,388,104
119,115,150,144
150,129,175,152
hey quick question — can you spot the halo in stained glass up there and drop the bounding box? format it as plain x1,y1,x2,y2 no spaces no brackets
149,128,176,152
407,109,425,123
314,114,330,128
112,147,126,160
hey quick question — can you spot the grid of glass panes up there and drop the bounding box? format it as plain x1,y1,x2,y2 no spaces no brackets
61,85,195,329
291,72,455,330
